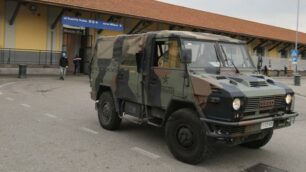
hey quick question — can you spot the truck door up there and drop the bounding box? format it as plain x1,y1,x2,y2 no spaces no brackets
117,58,140,103
116,36,144,117
146,38,185,109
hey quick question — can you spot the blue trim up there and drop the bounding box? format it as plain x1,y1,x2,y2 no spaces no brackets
61,16,124,31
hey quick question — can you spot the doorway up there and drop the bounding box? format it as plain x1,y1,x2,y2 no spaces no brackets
62,28,92,75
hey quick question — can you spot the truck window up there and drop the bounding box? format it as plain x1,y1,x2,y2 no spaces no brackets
154,39,182,69
97,38,115,59
220,43,253,68
182,40,220,74
121,36,145,66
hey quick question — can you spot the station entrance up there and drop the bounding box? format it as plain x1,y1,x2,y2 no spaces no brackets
60,16,123,75
62,27,92,75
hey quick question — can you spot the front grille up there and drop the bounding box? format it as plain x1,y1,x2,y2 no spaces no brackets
249,81,268,87
214,125,246,135
244,95,285,113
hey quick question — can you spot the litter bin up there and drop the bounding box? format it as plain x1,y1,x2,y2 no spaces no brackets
294,73,301,86
18,64,27,79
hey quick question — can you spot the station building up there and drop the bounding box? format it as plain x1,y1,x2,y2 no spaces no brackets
1,0,306,75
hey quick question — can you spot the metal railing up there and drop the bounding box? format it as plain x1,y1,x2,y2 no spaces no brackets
251,56,306,71
0,48,62,65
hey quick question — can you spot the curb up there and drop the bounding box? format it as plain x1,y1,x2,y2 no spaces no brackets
296,93,306,98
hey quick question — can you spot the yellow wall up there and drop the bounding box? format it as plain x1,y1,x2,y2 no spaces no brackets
145,22,158,31
158,23,170,30
248,39,261,56
7,3,289,60
101,30,123,36
15,4,48,50
247,40,283,58
0,0,5,48
52,16,62,51
268,49,279,58
54,22,62,51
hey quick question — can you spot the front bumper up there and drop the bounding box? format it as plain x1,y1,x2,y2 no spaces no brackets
90,91,97,100
200,112,298,141
201,112,298,127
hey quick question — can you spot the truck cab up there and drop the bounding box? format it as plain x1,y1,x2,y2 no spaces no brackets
89,31,298,164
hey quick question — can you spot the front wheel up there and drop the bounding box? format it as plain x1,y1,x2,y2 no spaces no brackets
97,92,121,130
241,130,273,149
165,109,212,164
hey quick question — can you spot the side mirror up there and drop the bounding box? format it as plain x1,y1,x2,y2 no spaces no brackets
136,51,144,73
182,49,192,64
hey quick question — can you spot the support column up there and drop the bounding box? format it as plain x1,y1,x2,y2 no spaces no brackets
0,0,5,48
4,0,16,49
47,6,63,52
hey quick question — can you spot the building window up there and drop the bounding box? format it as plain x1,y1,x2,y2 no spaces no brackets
280,50,288,58
256,47,265,56
301,51,306,60
121,36,145,66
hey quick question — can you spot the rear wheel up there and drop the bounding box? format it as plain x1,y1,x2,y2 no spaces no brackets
98,92,121,130
241,130,273,149
165,109,212,164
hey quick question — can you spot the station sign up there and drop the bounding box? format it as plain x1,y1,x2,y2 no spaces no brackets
61,16,124,31
291,49,299,65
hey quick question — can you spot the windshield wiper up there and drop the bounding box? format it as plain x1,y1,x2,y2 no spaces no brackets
220,45,240,74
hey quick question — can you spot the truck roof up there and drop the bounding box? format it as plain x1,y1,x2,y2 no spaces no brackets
97,30,245,44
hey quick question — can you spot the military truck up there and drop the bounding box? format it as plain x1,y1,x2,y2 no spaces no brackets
89,31,298,164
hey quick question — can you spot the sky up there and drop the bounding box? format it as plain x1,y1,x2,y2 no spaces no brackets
159,0,306,33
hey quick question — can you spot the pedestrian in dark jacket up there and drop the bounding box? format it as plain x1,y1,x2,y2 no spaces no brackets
263,65,268,76
73,54,82,75
59,52,68,80
284,65,288,76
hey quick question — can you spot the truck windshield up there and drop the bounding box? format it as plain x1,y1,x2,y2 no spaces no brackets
182,40,220,74
219,43,254,68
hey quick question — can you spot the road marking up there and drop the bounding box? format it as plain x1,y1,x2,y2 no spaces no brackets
131,147,160,159
0,82,16,88
44,113,58,119
21,104,31,108
81,127,99,135
6,97,14,101
296,95,306,100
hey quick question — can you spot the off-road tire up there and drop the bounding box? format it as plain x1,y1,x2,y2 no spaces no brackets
241,130,273,149
98,92,121,130
165,108,212,164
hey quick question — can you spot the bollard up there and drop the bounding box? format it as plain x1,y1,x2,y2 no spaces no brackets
18,64,27,79
294,73,301,86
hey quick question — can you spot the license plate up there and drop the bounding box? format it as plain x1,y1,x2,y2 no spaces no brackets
261,121,274,129
288,117,295,125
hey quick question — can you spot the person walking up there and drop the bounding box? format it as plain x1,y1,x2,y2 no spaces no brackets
263,65,268,76
284,65,288,76
73,54,82,75
59,52,68,80
257,55,263,74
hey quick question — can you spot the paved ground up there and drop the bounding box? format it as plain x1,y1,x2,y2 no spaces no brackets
0,76,305,172
275,77,306,97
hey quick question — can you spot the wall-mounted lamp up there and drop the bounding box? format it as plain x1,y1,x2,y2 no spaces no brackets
29,4,38,12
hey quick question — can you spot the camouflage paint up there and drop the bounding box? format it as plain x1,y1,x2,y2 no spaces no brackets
90,30,295,123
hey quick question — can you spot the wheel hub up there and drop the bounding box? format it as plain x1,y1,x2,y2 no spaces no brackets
102,103,111,121
177,126,194,148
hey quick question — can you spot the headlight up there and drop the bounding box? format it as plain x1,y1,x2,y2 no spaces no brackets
232,98,241,110
285,94,292,104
